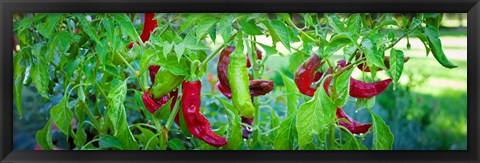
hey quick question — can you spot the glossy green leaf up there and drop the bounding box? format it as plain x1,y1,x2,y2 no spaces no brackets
35,119,53,150
347,14,362,38
36,14,62,38
135,126,158,150
333,66,354,107
389,49,405,88
274,113,297,150
270,19,292,51
14,51,25,119
168,138,186,150
296,78,336,149
178,14,203,34
107,79,127,135
163,41,174,58
324,33,352,57
196,17,218,42
262,20,280,45
219,15,234,43
74,124,87,148
139,49,158,76
215,97,243,149
50,96,73,137
361,38,387,70
326,14,344,33
99,136,123,150
423,26,457,68
279,72,299,117
153,98,173,120
48,31,71,54
241,18,262,35
355,97,376,111
30,58,50,99
368,109,394,150
74,14,102,45
257,42,279,56
112,13,142,44
340,130,363,150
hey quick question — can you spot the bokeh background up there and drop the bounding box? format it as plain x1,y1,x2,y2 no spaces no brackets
13,13,467,150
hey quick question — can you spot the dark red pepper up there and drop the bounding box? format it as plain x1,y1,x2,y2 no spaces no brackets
336,108,372,134
336,60,393,99
294,54,332,97
182,80,228,147
142,91,169,114
149,65,161,84
216,81,232,99
128,13,158,48
216,80,275,99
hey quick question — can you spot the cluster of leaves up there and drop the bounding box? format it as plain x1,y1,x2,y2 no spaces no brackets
12,13,454,150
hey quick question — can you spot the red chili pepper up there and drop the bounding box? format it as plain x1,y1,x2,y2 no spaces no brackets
336,108,372,134
349,78,392,99
142,91,169,114
128,13,158,48
182,80,227,147
246,50,263,68
294,54,332,97
140,13,158,42
216,81,232,99
336,60,392,99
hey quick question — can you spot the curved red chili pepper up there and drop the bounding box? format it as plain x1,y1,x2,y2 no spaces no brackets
336,108,372,134
216,81,232,99
336,60,392,99
142,91,169,114
129,13,158,48
246,50,263,68
349,78,392,98
294,54,334,97
182,80,227,147
217,46,236,88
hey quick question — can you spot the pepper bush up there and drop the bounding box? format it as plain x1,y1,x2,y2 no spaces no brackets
12,13,456,150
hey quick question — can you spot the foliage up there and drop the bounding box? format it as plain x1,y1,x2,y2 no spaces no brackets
12,13,456,150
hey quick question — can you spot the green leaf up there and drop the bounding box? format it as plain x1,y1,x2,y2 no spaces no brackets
139,49,159,76
112,13,141,44
324,33,352,58
423,26,457,68
183,30,209,50
135,126,158,150
161,25,182,43
414,31,431,56
270,19,292,51
153,98,173,120
107,79,128,135
99,136,123,150
274,113,297,150
333,66,354,107
262,20,280,45
355,97,376,110
36,119,53,150
279,72,299,117
208,25,217,43
49,31,71,54
389,49,405,88
178,14,203,34
215,97,243,149
340,130,363,150
241,18,262,35
288,52,306,73
346,14,362,38
30,58,50,99
157,55,189,76
196,17,218,42
74,123,87,148
174,43,185,60
326,14,344,33
296,79,336,149
115,105,139,150
361,38,387,70
50,96,73,137
163,41,174,58
368,109,394,150
168,138,186,150
219,15,234,43
14,51,25,119
74,14,102,45
36,14,62,38
258,43,279,56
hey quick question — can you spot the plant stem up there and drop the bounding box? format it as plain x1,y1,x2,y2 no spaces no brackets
284,18,321,47
328,124,336,149
198,32,238,72
382,25,421,51
165,97,182,130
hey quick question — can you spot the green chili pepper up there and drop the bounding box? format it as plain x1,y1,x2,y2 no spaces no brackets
151,67,185,99
228,36,255,118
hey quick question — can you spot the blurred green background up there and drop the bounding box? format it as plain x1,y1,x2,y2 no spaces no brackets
14,13,467,150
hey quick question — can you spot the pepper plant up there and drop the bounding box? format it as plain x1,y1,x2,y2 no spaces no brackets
12,13,455,150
